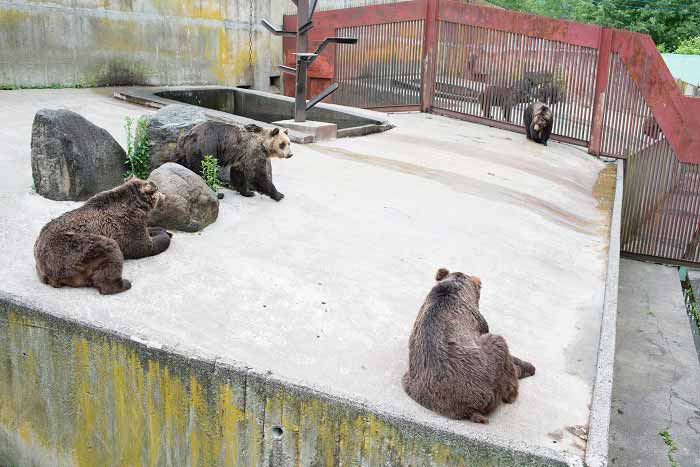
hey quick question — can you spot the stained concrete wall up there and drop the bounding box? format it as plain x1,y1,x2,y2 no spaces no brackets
0,0,288,89
0,299,572,467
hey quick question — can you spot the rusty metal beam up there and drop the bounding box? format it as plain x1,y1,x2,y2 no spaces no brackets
589,28,613,157
420,0,438,113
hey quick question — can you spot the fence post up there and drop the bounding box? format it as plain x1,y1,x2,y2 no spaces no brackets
589,28,613,156
420,0,439,112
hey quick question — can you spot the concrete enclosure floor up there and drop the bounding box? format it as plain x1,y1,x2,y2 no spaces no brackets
0,88,615,462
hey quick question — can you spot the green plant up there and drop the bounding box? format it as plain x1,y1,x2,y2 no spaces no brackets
659,430,678,467
124,116,150,180
675,36,700,55
201,155,221,192
0,80,98,90
680,272,700,334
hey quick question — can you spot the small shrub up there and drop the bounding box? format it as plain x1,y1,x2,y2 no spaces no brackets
124,116,150,180
201,155,220,192
675,36,700,55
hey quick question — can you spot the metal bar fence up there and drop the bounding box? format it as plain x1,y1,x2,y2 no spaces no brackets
283,0,700,264
335,21,424,108
431,21,598,144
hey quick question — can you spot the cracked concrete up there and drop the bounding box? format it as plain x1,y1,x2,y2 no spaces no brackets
610,259,700,467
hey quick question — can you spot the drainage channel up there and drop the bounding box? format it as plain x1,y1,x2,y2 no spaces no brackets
679,267,700,360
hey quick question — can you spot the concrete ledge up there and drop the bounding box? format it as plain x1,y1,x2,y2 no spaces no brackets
114,86,395,144
585,159,624,467
274,120,338,141
0,298,578,467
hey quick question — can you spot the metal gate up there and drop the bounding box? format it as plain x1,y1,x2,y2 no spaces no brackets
283,0,700,265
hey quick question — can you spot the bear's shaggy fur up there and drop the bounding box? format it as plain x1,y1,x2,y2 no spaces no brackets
479,85,529,122
524,101,554,146
402,268,535,423
174,121,292,201
532,81,565,106
34,177,172,295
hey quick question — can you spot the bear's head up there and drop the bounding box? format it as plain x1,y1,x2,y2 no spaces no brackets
532,103,552,133
263,127,293,159
125,176,162,209
434,267,481,299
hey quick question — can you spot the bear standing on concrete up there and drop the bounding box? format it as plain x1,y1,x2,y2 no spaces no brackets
524,101,554,146
402,268,535,423
174,122,292,201
34,177,172,295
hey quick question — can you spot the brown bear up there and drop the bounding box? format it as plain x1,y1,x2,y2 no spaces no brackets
524,101,554,146
173,121,292,201
531,81,565,106
34,177,172,295
479,85,529,122
402,268,535,423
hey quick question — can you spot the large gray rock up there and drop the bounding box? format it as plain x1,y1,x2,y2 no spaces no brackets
148,163,218,232
31,109,126,201
146,104,207,171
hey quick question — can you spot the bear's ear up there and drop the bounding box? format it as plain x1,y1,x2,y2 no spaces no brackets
270,127,280,137
143,181,157,195
125,174,137,182
283,128,289,135
470,276,482,289
435,268,450,281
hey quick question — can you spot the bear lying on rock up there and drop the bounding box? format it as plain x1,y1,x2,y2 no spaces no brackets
174,122,292,201
402,268,535,423
34,177,172,295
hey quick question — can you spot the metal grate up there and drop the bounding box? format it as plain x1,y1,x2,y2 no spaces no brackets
334,21,424,109
622,138,700,262
433,21,598,144
600,53,659,159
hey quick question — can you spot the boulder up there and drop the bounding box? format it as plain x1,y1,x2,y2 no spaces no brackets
148,163,219,232
31,109,126,201
145,104,207,171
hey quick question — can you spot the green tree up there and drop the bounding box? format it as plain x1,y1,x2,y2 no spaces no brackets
674,36,700,54
486,0,700,52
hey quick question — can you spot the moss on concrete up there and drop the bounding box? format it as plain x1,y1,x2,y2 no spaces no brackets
0,299,570,466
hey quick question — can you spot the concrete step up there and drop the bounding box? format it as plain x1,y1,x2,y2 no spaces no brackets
609,259,700,467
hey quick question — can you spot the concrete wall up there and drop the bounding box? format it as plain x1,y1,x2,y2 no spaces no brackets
0,0,288,89
0,299,572,467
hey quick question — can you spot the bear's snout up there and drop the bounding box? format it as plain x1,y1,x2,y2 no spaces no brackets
154,191,165,208
286,153,293,159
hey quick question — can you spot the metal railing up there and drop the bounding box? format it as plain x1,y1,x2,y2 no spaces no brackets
335,21,424,108
283,0,700,265
432,21,598,145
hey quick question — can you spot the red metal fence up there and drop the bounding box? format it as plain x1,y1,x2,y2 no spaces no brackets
283,0,700,264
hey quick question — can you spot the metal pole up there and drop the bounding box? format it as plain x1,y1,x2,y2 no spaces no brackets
589,27,613,157
295,0,309,122
420,0,439,113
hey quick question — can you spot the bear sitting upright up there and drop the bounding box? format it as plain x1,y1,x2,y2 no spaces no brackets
173,122,292,201
402,268,535,423
34,177,172,295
